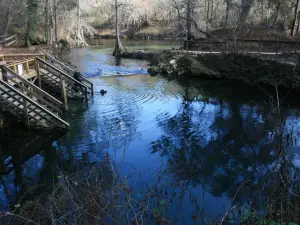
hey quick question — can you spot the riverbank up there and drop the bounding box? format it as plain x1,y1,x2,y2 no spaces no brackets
94,24,185,40
122,49,300,91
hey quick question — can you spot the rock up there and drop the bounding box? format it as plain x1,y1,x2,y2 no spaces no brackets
100,89,107,95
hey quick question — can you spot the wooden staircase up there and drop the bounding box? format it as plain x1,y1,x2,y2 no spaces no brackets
0,66,69,130
36,57,92,101
0,53,94,130
44,54,94,96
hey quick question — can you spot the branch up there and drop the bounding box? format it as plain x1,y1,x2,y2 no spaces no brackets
171,0,210,37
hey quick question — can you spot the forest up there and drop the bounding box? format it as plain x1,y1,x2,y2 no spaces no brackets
1,0,300,47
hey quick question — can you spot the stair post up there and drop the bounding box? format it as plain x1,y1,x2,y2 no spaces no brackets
0,65,8,82
59,73,68,111
25,59,30,75
85,87,88,102
13,62,16,72
0,112,3,129
91,83,94,96
35,57,42,88
22,97,30,127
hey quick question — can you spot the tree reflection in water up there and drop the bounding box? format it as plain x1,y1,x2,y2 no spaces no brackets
151,84,300,223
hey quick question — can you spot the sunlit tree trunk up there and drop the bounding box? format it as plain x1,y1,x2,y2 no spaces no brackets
291,0,300,36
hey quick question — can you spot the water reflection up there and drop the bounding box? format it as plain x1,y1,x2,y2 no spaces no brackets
0,123,64,210
151,80,300,222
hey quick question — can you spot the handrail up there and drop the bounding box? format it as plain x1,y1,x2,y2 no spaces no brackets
0,54,44,62
4,35,15,42
36,57,89,96
2,66,63,111
0,54,44,57
7,58,35,67
45,54,94,95
2,35,16,47
0,79,69,128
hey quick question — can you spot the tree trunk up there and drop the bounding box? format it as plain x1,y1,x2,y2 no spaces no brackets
187,0,192,40
273,1,281,29
261,0,264,25
25,0,39,47
54,0,58,43
44,0,49,42
211,0,214,22
113,0,123,58
291,0,300,36
206,0,210,32
225,0,230,28
296,11,300,35
3,0,12,46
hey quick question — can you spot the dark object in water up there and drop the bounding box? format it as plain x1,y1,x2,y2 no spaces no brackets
73,71,83,92
100,89,107,95
73,71,82,82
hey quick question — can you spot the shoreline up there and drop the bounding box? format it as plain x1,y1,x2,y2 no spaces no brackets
121,49,300,91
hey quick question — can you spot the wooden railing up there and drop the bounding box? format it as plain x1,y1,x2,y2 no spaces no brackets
0,79,69,129
0,54,45,62
36,57,89,102
44,54,94,96
6,57,36,75
1,65,64,117
0,35,17,47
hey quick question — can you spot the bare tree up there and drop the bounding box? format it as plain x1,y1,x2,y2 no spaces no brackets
113,0,124,58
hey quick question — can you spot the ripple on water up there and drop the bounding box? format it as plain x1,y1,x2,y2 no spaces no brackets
79,76,182,137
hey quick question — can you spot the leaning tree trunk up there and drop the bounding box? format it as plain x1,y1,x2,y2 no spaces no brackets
291,0,300,36
113,0,124,58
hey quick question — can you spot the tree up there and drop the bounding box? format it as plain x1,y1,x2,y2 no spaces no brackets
291,0,300,36
186,0,192,39
113,0,124,59
25,0,39,47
